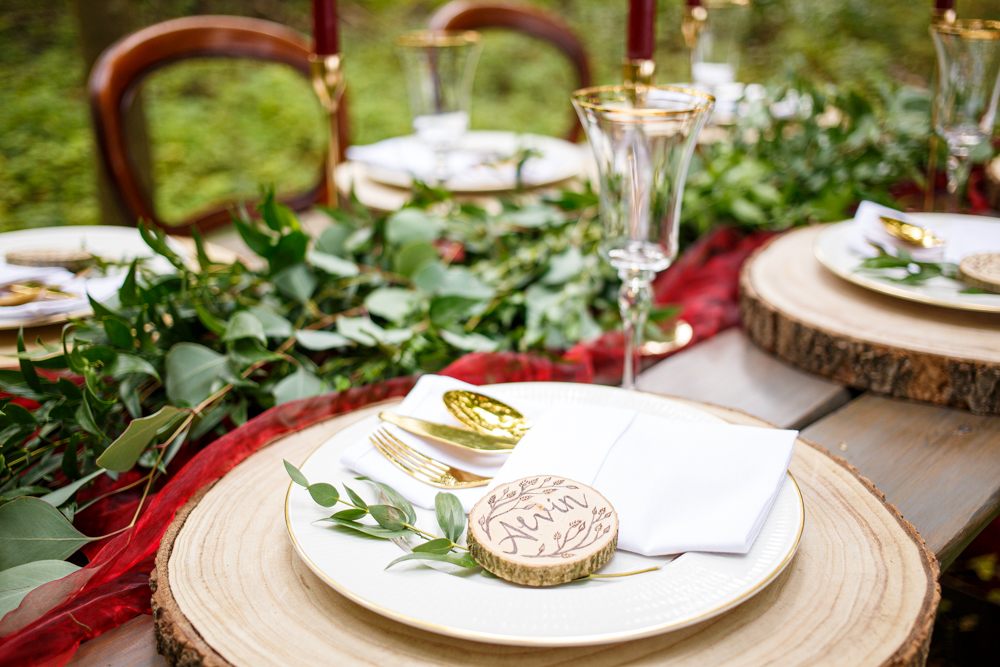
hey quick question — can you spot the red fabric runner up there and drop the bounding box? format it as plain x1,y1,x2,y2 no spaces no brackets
0,226,771,666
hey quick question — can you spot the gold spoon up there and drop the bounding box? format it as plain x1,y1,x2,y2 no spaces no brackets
442,390,532,440
880,216,945,249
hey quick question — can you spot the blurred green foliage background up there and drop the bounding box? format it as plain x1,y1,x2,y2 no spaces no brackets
1,0,998,231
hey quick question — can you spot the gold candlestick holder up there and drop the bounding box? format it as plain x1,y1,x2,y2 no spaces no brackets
622,58,656,86
310,53,346,209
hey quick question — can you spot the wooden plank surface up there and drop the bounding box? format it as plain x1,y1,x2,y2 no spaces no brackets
637,329,852,429
65,615,164,667
801,393,1000,569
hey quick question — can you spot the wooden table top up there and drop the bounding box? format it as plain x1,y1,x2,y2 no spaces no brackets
65,327,1000,666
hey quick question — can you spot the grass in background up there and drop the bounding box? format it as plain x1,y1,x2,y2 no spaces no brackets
1,0,999,230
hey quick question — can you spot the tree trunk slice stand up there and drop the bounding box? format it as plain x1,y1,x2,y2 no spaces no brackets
740,225,1000,414
467,476,618,586
152,400,939,667
958,254,1000,294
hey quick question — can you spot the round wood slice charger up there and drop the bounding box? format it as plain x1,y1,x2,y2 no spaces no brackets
152,399,939,667
958,254,1000,294
741,225,1000,414
467,476,618,586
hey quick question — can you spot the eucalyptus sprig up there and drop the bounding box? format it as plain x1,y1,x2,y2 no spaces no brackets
284,460,477,570
856,244,962,287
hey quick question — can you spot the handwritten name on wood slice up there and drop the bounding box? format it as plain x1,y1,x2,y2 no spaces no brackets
467,476,618,586
959,254,1000,294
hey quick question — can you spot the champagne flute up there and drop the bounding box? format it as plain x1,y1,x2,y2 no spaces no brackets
930,20,1000,212
573,86,714,389
396,31,483,186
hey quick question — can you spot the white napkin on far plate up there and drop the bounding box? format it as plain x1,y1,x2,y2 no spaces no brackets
849,200,1000,264
340,375,797,556
0,260,124,322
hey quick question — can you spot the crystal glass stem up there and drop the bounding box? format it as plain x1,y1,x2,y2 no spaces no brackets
945,148,973,213
618,268,654,391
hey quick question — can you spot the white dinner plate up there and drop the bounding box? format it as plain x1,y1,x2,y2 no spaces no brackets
354,131,585,192
285,382,804,647
814,215,1000,313
0,225,188,329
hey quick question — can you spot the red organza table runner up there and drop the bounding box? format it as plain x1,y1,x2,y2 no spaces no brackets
0,226,769,666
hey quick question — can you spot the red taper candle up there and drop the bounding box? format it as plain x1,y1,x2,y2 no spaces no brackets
934,0,954,9
627,0,656,60
312,0,340,55
687,0,702,6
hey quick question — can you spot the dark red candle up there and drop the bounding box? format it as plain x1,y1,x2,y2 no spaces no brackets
934,0,954,9
627,0,656,60
687,0,702,6
312,0,340,55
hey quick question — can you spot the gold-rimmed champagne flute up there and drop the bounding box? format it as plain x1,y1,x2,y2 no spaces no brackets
396,30,483,186
573,86,714,390
930,20,1000,212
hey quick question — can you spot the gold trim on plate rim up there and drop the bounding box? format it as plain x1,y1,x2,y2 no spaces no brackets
813,221,1000,314
282,394,806,647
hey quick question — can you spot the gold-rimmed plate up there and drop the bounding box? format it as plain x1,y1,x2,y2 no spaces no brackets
0,226,188,330
285,382,804,647
814,215,1000,314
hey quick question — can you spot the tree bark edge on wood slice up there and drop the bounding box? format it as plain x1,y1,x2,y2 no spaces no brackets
739,231,1000,415
150,403,940,667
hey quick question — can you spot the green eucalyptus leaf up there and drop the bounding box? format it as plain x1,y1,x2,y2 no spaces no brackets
74,398,107,441
272,367,325,405
439,329,500,353
0,560,81,619
194,302,228,335
118,259,140,307
385,551,478,570
284,459,309,487
332,508,366,520
364,287,417,324
2,403,36,426
232,215,275,257
541,247,585,285
385,208,440,246
368,504,407,530
318,517,410,539
103,318,135,350
246,306,293,338
307,483,340,507
165,343,228,407
273,263,317,303
294,330,352,351
307,250,360,277
343,485,368,510
16,330,42,394
108,353,159,380
393,242,439,278
438,268,494,299
223,311,267,344
0,497,89,569
412,261,448,293
356,477,416,524
39,469,105,507
429,296,480,328
412,538,453,553
435,492,465,543
315,223,353,257
96,406,185,472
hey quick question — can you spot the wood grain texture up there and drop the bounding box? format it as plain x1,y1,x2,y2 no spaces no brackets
637,328,852,429
66,615,165,667
802,392,1000,569
740,225,1000,414
151,399,938,667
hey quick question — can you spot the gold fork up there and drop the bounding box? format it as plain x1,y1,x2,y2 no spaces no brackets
369,428,491,489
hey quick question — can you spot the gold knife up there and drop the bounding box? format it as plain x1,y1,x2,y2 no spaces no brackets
378,412,518,452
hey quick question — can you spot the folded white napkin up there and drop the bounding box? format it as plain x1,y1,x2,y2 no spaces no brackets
849,201,1000,264
0,260,124,322
340,375,797,556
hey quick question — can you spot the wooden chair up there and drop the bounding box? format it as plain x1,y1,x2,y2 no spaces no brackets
89,15,347,235
428,1,592,142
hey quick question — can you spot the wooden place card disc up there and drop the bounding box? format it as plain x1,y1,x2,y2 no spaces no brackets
467,476,618,586
958,254,1000,294
5,248,93,272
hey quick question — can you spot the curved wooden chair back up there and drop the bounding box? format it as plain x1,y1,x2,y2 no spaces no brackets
89,15,346,235
428,1,591,142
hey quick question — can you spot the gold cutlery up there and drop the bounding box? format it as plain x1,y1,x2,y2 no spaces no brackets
378,412,517,452
0,283,76,307
442,390,532,439
370,428,492,489
880,216,945,248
